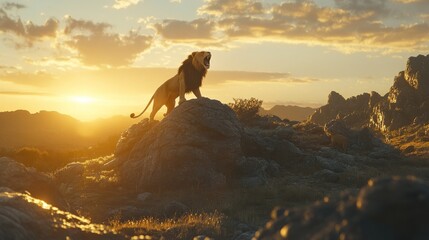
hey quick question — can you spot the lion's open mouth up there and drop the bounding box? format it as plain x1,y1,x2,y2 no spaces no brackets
204,55,211,69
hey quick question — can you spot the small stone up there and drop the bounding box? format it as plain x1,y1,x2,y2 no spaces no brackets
137,192,152,202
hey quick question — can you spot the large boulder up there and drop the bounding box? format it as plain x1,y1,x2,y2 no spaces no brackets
0,188,123,240
117,98,243,191
324,119,352,138
254,176,429,240
0,157,67,209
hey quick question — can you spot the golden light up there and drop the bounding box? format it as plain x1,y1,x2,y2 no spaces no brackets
70,96,95,104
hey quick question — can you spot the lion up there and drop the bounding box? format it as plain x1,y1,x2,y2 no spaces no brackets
130,51,211,121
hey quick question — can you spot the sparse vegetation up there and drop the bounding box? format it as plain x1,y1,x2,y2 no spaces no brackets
228,97,263,123
110,211,224,239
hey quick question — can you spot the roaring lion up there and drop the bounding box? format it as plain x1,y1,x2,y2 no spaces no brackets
130,51,211,121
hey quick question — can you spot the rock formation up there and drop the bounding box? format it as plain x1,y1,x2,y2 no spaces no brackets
254,176,429,240
309,54,429,132
309,91,373,129
0,188,124,240
0,157,67,209
116,98,243,191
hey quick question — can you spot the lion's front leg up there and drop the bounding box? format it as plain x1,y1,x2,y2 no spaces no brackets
178,72,186,105
192,88,202,98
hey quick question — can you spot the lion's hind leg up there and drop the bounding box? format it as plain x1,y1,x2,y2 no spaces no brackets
150,98,164,121
164,97,176,117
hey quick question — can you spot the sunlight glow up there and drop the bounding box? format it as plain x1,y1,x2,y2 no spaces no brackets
70,96,95,104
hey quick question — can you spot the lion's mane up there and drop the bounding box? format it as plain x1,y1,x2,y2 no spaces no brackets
178,55,207,93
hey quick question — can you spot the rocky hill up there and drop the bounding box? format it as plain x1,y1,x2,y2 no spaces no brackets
259,105,316,121
2,96,429,239
309,54,429,132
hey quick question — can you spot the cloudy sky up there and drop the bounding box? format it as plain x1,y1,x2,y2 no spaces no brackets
1,0,428,120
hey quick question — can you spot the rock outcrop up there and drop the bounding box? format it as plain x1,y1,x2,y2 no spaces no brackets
0,188,123,240
309,91,374,129
254,176,429,240
0,157,67,209
309,54,429,132
116,98,243,191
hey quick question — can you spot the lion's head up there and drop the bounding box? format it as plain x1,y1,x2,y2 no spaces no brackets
192,51,211,70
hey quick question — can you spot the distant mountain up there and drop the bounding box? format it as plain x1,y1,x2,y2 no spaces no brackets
259,105,317,121
0,110,135,149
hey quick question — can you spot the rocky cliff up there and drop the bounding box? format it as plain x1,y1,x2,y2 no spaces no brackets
309,54,429,132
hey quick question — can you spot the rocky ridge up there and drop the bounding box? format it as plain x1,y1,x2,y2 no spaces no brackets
309,54,429,132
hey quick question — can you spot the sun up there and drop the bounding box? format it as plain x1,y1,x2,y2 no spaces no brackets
70,96,95,104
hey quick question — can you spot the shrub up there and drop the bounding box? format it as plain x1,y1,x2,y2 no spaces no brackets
228,98,263,123
13,147,48,168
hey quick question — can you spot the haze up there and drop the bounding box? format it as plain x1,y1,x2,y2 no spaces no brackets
1,0,428,120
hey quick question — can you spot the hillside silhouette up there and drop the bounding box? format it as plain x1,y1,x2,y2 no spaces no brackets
259,105,316,121
0,110,134,150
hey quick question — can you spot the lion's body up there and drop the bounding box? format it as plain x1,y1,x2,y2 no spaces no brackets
130,51,211,121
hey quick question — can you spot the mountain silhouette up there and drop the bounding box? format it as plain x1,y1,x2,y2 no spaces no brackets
0,110,134,149
259,105,316,121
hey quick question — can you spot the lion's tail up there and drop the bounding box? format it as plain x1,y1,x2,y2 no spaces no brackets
130,94,155,119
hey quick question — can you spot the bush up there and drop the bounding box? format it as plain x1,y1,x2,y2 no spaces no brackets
228,98,263,123
13,147,48,169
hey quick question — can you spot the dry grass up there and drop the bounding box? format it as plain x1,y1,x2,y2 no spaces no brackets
387,123,429,157
109,211,224,239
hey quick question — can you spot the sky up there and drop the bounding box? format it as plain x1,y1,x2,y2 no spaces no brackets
0,0,428,121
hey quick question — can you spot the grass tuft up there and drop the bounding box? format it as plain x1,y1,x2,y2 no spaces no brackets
109,211,225,239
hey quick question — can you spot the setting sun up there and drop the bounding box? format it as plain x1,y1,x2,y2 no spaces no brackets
70,96,95,104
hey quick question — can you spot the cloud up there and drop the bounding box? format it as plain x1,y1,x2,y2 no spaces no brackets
153,18,218,45
0,91,52,96
393,0,423,3
0,3,58,47
206,70,318,85
192,0,429,52
0,65,16,70
64,17,152,67
24,56,82,70
0,71,55,87
26,18,58,38
112,0,142,9
64,17,111,35
198,0,264,16
2,2,25,10
334,0,389,16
